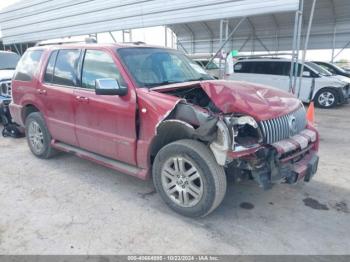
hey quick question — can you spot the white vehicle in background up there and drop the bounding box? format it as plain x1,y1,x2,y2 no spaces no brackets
228,58,350,108
0,51,21,126
0,51,20,99
307,61,350,86
187,53,222,79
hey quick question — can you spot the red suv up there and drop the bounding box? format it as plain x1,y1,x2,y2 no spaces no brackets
10,43,320,217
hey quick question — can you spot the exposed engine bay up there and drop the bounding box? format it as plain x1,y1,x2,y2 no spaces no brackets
162,85,221,113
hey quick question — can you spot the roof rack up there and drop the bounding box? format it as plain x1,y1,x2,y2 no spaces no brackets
121,41,146,45
35,37,97,46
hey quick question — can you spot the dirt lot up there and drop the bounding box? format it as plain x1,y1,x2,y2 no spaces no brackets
0,104,349,255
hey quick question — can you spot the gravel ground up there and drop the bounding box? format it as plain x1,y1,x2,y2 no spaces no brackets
0,104,349,255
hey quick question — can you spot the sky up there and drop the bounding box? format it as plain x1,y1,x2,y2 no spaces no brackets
1,0,349,63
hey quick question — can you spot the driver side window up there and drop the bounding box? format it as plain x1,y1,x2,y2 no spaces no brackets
82,50,126,89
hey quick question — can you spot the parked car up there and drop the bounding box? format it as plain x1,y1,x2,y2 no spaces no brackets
342,66,350,73
187,54,222,79
312,61,350,78
229,58,349,108
307,61,350,87
0,51,20,124
10,44,319,217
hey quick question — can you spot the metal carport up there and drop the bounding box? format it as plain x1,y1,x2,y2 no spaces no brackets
170,0,350,62
1,0,350,93
0,0,299,45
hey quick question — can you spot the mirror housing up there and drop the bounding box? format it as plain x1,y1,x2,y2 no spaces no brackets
302,71,311,77
95,78,127,96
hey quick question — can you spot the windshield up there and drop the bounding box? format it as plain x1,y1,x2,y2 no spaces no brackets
0,52,20,70
305,62,332,76
117,47,212,88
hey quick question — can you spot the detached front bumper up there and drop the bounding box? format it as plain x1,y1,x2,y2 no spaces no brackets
226,127,320,189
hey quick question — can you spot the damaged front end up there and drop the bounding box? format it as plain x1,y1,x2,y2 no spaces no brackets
151,81,319,189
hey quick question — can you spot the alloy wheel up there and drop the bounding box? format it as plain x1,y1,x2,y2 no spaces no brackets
28,121,44,154
318,91,335,107
161,156,204,207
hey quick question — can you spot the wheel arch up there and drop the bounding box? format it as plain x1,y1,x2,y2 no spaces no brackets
313,86,340,103
312,86,342,106
149,120,196,165
22,104,40,124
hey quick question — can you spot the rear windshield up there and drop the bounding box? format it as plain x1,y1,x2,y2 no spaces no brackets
0,52,20,70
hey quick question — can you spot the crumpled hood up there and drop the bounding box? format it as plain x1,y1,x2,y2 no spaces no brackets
0,70,15,81
200,80,301,121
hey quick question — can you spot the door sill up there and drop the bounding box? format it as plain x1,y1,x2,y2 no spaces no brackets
52,141,148,179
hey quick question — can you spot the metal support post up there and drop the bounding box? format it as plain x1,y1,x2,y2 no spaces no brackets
205,17,246,69
331,25,336,62
289,0,304,94
297,0,317,98
109,31,117,43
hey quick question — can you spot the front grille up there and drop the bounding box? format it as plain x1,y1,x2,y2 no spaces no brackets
0,80,12,97
259,106,307,144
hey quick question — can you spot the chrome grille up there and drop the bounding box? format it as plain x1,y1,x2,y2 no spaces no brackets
259,106,307,144
0,80,12,97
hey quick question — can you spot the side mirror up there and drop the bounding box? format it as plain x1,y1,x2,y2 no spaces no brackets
302,71,311,77
95,78,127,96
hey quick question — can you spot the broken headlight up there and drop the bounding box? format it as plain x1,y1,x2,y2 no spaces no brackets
224,115,262,150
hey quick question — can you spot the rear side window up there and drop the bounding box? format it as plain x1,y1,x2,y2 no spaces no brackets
82,50,126,89
52,49,81,86
14,50,43,81
44,50,58,83
235,61,290,76
254,61,290,76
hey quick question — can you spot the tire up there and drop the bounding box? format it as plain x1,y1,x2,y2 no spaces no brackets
25,112,57,159
314,88,338,108
152,139,227,217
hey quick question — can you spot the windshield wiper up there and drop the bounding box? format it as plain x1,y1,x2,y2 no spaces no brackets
144,81,182,87
0,67,15,70
186,76,212,82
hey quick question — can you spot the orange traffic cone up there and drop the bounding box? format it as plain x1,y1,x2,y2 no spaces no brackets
306,101,315,126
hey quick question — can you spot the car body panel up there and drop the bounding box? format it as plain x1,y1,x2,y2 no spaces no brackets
135,87,182,169
0,70,16,81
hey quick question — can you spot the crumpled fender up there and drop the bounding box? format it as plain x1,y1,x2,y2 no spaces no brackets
135,88,183,169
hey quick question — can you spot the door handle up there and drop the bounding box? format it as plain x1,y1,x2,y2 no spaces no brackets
37,89,47,95
75,96,89,103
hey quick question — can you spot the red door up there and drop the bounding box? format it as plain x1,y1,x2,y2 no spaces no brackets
73,49,137,165
41,49,81,146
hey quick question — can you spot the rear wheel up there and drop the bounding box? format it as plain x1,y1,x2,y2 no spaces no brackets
25,112,57,159
153,139,227,217
314,88,337,108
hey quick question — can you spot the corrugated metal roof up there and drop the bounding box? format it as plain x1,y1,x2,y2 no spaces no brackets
171,0,350,53
0,0,298,44
0,0,349,53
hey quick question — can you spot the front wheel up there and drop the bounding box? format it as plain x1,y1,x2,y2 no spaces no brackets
152,139,227,217
314,88,338,108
